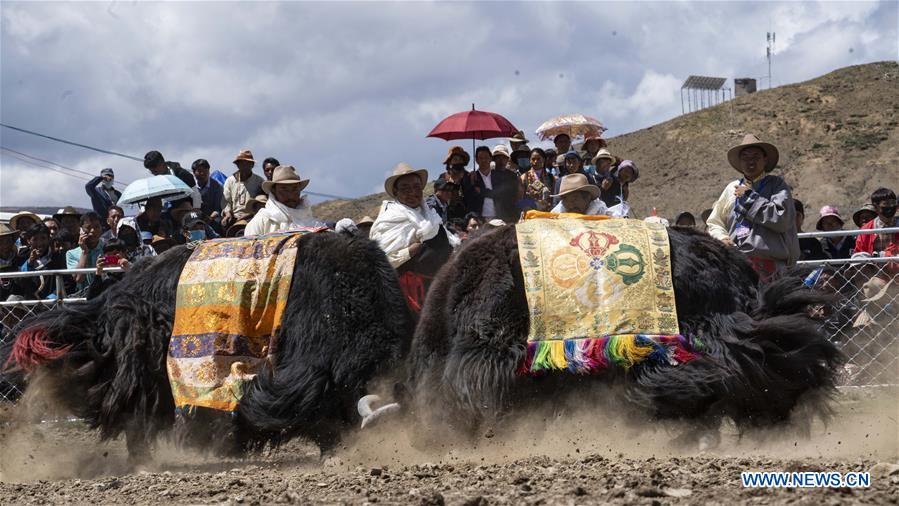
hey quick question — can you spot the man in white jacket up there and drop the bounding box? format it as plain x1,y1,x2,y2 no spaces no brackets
370,162,460,312
244,165,317,236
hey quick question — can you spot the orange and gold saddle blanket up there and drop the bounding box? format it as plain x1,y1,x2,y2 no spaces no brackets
166,228,324,412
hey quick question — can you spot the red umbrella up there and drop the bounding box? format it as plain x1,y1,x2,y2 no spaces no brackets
427,105,518,168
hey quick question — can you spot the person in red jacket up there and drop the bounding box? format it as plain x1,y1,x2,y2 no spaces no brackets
854,187,898,275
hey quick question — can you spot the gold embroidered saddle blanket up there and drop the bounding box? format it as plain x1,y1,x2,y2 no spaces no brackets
515,213,696,374
167,228,323,412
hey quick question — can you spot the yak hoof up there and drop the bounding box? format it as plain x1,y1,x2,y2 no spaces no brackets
357,394,401,429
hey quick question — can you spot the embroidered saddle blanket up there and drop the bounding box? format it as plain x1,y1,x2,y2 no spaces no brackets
167,228,324,412
516,212,699,375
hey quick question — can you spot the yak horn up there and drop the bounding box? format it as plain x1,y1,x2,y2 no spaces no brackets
357,394,400,429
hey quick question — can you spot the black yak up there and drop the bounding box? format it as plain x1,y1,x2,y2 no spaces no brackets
0,231,411,460
401,224,842,449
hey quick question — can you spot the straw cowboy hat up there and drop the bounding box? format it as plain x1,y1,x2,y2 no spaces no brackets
509,130,530,144
247,194,268,213
233,149,256,164
591,148,615,165
727,134,779,172
0,223,18,238
552,173,600,199
9,211,42,230
442,145,471,166
384,162,428,198
261,165,310,194
226,219,249,238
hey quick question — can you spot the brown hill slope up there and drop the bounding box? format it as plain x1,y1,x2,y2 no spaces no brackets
315,61,899,228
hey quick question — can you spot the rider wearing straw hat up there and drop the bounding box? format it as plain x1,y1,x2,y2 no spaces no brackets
706,134,799,281
244,165,316,236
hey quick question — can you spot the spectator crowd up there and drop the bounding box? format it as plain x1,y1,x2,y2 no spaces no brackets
1,130,897,305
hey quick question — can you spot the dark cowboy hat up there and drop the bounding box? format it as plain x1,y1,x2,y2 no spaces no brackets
727,134,779,172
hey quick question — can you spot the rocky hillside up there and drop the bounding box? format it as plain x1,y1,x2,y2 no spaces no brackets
315,61,899,228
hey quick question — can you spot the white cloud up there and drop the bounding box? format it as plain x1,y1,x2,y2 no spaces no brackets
1,0,895,210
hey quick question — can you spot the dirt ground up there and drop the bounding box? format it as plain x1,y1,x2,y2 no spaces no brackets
0,387,897,505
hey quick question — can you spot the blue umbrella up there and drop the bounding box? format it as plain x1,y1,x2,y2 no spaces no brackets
118,175,194,205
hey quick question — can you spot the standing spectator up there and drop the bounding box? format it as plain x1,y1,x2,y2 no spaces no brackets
553,133,572,155
426,178,466,225
674,212,697,228
0,224,26,300
509,131,529,152
136,197,172,238
591,149,623,208
66,212,105,291
18,223,73,299
794,200,826,261
192,158,225,221
222,149,264,227
581,135,605,163
53,207,82,239
509,145,532,175
9,211,41,247
491,145,511,172
143,150,197,189
262,157,280,181
520,148,555,212
144,151,201,209
816,205,853,259
355,216,375,238
854,188,898,260
613,160,639,203
115,217,157,261
100,205,124,243
244,166,317,235
462,146,521,223
706,134,799,280
42,217,60,238
53,229,76,257
84,168,122,219
436,145,470,208
179,211,211,242
545,149,559,176
852,203,877,229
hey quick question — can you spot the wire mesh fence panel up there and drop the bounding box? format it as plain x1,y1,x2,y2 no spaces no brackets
806,259,898,387
0,300,60,403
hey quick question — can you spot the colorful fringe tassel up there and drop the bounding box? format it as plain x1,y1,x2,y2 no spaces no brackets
517,334,702,376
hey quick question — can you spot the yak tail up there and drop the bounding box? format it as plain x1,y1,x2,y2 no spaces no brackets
2,297,105,374
632,275,843,430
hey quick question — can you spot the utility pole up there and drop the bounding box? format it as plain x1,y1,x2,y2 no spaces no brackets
766,32,776,89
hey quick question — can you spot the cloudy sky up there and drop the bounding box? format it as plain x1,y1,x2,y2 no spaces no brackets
1,0,896,210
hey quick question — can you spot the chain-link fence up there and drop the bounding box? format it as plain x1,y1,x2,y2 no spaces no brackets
1,239,897,405
0,267,120,403
798,227,898,387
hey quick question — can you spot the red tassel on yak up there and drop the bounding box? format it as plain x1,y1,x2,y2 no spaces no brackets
4,326,71,373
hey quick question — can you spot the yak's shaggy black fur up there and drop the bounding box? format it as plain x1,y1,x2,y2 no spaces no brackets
407,225,842,437
1,232,411,457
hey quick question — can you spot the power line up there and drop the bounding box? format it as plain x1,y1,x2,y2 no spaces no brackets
0,123,143,161
0,150,96,184
1,146,131,187
0,124,351,200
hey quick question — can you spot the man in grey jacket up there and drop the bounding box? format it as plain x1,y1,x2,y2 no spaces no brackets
706,134,799,281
